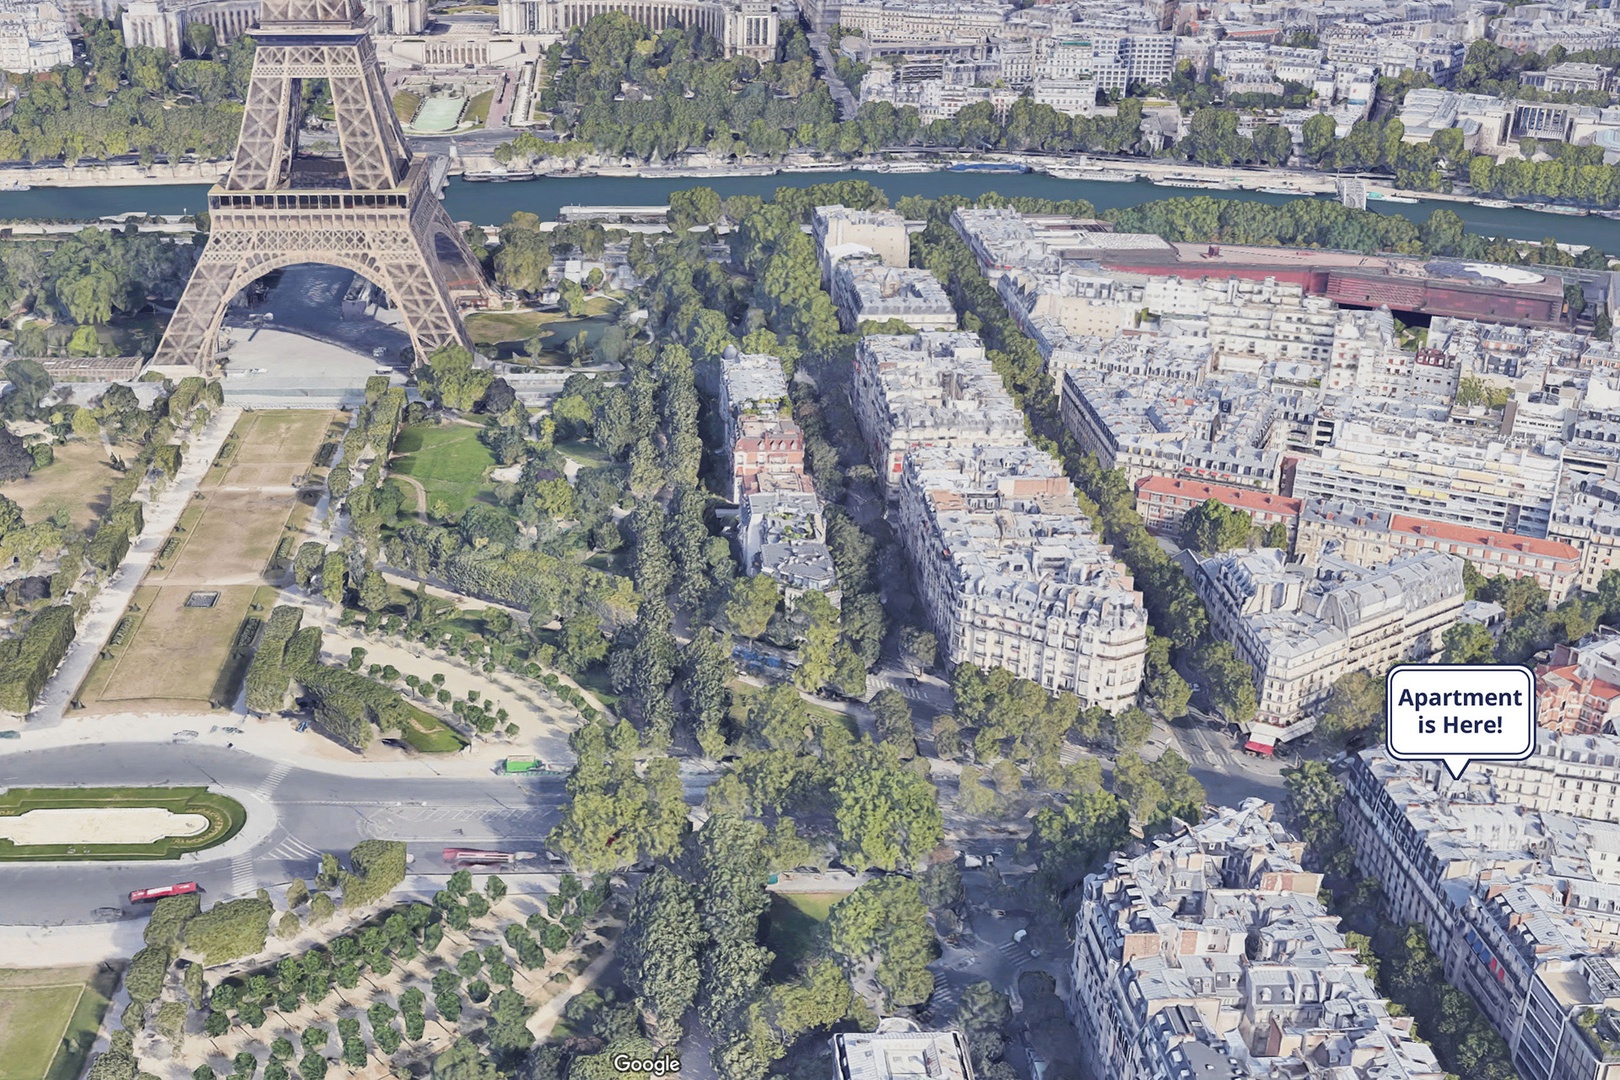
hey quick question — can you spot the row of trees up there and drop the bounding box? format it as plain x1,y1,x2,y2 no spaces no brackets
2,20,255,164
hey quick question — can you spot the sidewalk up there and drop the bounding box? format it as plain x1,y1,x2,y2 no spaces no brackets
29,406,244,726
0,873,570,968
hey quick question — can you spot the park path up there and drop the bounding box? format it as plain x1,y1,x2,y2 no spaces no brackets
392,473,430,517
28,407,243,726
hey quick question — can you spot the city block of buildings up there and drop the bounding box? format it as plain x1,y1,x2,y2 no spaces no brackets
717,349,840,607
1074,799,1445,1080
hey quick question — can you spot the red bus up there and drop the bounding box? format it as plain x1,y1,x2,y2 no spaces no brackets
442,848,515,866
129,881,200,904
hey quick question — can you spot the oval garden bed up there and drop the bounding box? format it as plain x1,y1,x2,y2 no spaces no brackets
0,786,247,860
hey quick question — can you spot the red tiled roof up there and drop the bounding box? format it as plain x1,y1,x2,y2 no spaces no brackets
1387,514,1580,563
1136,476,1302,516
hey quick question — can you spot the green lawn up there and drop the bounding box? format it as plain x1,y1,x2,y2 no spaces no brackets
728,680,851,733
556,438,611,470
466,89,495,125
391,89,422,124
398,703,470,754
765,892,841,979
464,309,559,345
0,965,119,1080
390,423,496,515
0,788,247,861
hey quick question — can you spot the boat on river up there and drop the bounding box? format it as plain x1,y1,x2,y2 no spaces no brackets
1528,203,1589,216
946,162,1030,174
1475,199,1513,209
1366,191,1420,204
1256,186,1300,195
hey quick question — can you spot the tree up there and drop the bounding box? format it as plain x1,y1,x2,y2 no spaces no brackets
956,982,1013,1075
1302,112,1338,163
724,573,779,639
622,867,703,1042
1108,706,1153,752
1283,761,1344,855
1442,620,1496,664
1181,498,1251,555
871,688,915,755
434,1040,502,1080
1318,668,1385,747
828,877,936,1007
358,571,388,613
1192,640,1257,726
0,428,35,483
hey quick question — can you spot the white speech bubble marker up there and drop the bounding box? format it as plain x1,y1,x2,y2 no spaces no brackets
1386,664,1536,779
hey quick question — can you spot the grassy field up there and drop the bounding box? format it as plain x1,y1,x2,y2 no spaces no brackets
0,787,247,860
2,439,126,535
465,307,622,363
0,966,119,1080
464,309,559,346
399,703,470,753
555,439,611,470
765,892,841,979
390,423,496,515
728,680,852,733
80,411,334,713
391,89,422,123
466,89,495,125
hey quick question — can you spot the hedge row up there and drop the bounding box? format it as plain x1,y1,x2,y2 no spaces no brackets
341,839,407,908
244,605,303,713
0,604,75,712
86,501,144,573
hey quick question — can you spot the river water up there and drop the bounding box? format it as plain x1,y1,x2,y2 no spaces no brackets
1,170,1613,249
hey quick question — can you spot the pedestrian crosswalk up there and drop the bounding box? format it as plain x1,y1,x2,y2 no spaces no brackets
264,834,323,863
254,762,292,800
996,938,1030,961
229,856,258,898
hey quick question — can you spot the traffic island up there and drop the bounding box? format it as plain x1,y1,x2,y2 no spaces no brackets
0,787,247,860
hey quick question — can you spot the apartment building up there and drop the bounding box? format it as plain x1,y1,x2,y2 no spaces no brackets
717,350,797,503
851,332,1028,501
832,0,1005,42
1289,422,1563,537
716,350,837,607
1521,61,1613,95
1192,549,1463,737
1536,632,1620,736
1039,32,1175,94
1341,751,1620,1080
831,1020,972,1080
1060,370,1283,492
1134,476,1302,541
0,0,70,71
1294,499,1581,603
812,205,910,287
897,444,1147,709
830,260,957,333
1073,800,1443,1080
1550,476,1620,594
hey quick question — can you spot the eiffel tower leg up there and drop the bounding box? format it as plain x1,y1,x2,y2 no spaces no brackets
225,63,300,192
150,248,243,375
417,195,491,299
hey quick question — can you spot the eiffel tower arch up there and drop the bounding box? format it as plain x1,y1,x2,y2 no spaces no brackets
152,0,488,375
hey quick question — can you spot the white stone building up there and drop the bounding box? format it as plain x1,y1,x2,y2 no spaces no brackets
1074,799,1444,1080
1191,548,1464,738
830,260,956,333
897,444,1147,709
0,0,69,72
812,204,910,286
851,332,1028,501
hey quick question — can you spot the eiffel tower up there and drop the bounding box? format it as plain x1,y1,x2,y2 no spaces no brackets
151,0,487,374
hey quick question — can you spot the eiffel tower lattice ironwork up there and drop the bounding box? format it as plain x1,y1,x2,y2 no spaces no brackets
151,0,486,373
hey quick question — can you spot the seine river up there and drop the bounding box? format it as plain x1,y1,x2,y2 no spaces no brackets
2,170,1616,249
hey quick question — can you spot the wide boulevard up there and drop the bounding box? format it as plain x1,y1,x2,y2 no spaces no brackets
0,743,573,927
